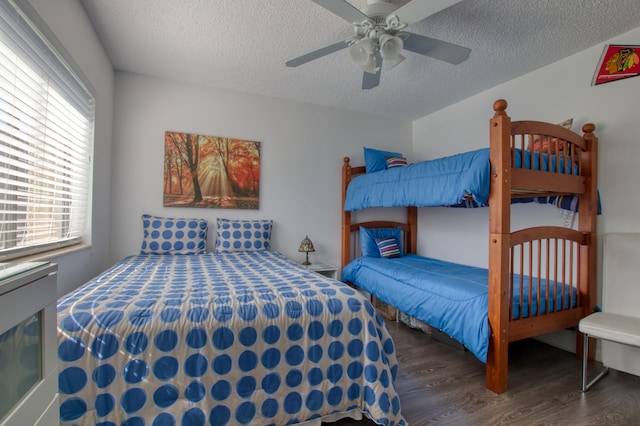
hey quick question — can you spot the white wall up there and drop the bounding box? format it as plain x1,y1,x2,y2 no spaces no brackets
109,73,411,266
29,0,114,297
412,26,640,353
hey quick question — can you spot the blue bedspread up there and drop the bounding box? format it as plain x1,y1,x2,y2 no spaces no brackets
57,251,406,425
344,149,491,211
344,148,580,211
341,255,577,363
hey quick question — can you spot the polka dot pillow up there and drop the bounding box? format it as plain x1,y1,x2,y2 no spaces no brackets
140,214,208,255
214,218,273,253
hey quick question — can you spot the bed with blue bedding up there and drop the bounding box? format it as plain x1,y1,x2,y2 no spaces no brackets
57,251,406,425
341,255,578,363
340,99,599,394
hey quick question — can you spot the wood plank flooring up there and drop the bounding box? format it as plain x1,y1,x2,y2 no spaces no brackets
328,321,640,425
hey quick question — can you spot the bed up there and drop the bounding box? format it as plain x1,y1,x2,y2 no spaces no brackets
341,99,599,394
57,248,406,425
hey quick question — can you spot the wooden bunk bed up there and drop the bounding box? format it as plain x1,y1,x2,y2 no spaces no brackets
341,99,599,394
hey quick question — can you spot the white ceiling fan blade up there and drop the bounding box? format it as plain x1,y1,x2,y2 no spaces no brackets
286,39,351,67
313,0,369,24
391,0,462,26
403,32,470,64
362,54,382,90
384,54,405,70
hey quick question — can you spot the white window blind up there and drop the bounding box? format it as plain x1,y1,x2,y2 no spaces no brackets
0,0,94,260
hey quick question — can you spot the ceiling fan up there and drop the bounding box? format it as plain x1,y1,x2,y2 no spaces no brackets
286,0,471,89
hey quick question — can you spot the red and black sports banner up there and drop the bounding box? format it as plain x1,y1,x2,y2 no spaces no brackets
592,44,640,86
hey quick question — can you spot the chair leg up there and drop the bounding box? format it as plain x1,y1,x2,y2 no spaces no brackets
582,333,588,391
582,333,610,392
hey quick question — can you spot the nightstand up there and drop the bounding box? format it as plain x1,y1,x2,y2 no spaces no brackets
303,262,339,279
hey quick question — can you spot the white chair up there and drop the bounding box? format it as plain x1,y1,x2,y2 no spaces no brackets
579,233,640,391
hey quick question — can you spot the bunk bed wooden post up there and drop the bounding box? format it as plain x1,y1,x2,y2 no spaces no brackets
487,99,512,394
407,206,417,254
342,157,353,269
578,123,598,360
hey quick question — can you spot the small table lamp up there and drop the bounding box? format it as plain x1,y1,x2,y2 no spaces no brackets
298,235,315,265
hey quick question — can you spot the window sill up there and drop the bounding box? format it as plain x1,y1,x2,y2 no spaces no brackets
10,243,93,264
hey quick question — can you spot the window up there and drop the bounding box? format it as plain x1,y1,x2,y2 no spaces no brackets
0,0,94,260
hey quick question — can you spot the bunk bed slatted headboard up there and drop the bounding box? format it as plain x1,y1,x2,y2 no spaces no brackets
507,226,590,341
492,100,597,199
510,123,588,196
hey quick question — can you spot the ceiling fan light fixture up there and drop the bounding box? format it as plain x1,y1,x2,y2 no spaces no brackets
361,54,377,74
379,33,403,61
349,38,374,62
349,38,377,72
353,48,377,74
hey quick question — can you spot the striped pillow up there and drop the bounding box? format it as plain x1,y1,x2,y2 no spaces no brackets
376,237,402,258
385,156,408,168
360,226,403,258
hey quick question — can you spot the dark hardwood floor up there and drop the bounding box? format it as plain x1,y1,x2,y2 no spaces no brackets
328,321,640,425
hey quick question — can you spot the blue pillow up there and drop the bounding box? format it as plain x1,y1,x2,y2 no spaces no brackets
376,237,402,258
364,147,403,173
360,226,403,258
140,214,207,255
214,218,273,253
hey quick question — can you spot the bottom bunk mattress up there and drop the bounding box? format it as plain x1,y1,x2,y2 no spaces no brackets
341,255,578,363
57,251,406,426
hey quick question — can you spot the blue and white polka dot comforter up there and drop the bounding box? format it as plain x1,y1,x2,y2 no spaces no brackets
57,251,406,425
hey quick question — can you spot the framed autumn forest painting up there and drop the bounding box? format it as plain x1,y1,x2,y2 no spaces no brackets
163,132,261,209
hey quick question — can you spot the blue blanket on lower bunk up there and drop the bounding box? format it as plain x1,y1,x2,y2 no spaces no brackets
341,255,577,362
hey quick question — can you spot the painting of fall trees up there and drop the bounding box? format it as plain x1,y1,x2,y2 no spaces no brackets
164,132,261,209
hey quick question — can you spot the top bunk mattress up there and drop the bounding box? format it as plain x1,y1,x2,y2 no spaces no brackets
344,148,579,211
344,149,491,211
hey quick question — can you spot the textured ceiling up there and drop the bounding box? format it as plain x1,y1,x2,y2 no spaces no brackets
80,0,640,120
